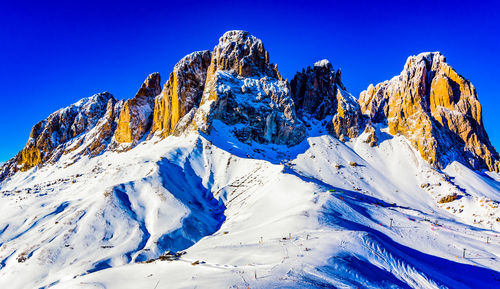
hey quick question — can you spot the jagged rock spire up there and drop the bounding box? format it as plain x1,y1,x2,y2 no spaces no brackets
3,34,498,183
114,72,161,144
291,59,363,140
193,30,306,146
206,30,280,79
151,51,211,138
0,92,119,180
291,59,349,119
359,52,499,172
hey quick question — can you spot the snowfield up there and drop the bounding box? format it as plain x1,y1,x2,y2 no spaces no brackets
0,123,499,288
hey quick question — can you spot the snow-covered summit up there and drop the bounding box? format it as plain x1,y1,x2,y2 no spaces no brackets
209,30,278,78
218,30,254,43
404,51,446,69
2,31,498,182
2,31,498,184
313,58,332,68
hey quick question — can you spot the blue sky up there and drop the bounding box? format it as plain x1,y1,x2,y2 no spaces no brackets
0,0,499,161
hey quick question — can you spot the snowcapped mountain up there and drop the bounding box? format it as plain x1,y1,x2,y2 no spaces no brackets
0,30,499,289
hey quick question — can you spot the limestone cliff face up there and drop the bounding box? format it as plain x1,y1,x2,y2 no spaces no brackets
0,31,308,182
114,73,161,144
151,51,211,137
359,52,499,172
4,33,497,183
0,92,119,180
291,59,363,139
194,30,306,146
82,97,122,156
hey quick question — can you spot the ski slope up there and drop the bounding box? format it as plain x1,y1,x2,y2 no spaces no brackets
0,123,499,288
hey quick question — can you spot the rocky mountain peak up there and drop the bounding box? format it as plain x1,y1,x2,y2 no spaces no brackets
192,31,305,146
359,52,499,172
151,50,212,138
403,51,446,71
0,92,119,180
114,73,161,145
136,72,161,98
2,33,498,184
292,59,342,118
207,30,279,79
291,60,362,139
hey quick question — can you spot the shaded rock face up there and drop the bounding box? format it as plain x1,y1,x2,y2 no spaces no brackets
82,98,122,156
151,51,211,137
114,73,161,144
0,92,119,180
194,30,306,146
359,52,499,172
291,60,343,119
291,60,363,139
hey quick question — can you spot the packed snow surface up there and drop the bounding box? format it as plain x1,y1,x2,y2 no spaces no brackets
0,124,499,288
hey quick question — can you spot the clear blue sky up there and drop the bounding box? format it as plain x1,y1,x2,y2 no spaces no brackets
1,0,499,161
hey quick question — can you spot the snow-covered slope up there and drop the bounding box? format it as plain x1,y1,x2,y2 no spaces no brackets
0,122,499,288
0,30,499,288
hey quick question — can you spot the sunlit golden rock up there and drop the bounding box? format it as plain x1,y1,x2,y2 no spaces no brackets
151,51,211,138
0,92,117,180
362,123,378,147
115,73,161,143
359,52,499,172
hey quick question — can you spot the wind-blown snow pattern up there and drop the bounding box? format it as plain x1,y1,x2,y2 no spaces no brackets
0,119,499,288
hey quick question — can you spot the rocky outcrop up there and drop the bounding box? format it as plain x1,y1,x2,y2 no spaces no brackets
362,123,378,147
359,52,499,172
291,59,363,139
0,31,309,182
193,30,306,146
205,30,281,79
0,71,162,180
0,92,119,180
329,88,363,140
4,33,497,184
114,73,161,144
291,60,343,120
82,97,122,156
151,51,211,137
